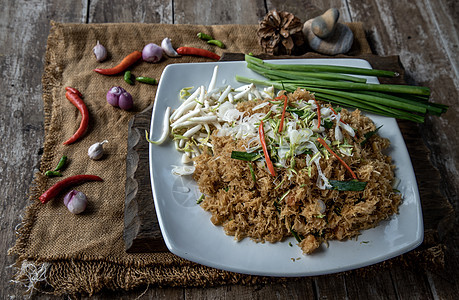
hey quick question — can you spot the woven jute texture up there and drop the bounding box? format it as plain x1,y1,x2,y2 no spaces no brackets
9,21,446,296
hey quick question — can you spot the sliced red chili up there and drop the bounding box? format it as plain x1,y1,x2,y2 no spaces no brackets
259,120,276,177
176,47,220,60
94,50,142,75
63,87,89,145
277,94,288,133
314,98,321,129
39,175,103,204
330,106,347,124
317,137,357,179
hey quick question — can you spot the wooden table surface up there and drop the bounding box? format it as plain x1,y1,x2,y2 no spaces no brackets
1,0,458,299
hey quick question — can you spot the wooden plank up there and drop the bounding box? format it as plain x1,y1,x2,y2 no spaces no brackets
123,105,168,252
347,0,459,220
184,279,315,300
345,0,459,298
266,0,345,24
0,1,86,299
425,231,459,300
391,266,434,299
87,1,173,23
345,270,397,299
174,0,266,25
313,275,347,299
80,286,184,300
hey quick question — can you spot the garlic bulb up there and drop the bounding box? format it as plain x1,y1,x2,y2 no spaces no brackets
88,140,108,160
93,40,107,62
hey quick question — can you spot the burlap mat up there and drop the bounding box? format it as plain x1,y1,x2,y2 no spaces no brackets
9,21,448,296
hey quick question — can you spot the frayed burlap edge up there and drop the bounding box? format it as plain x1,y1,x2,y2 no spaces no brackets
9,239,445,297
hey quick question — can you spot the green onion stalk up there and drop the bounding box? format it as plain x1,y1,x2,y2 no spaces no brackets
238,54,448,122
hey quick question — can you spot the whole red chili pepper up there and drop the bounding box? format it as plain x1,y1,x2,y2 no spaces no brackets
176,47,220,60
63,87,89,145
39,175,103,204
93,51,142,75
65,87,82,97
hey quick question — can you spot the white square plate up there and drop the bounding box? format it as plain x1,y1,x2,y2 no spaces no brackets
149,59,423,277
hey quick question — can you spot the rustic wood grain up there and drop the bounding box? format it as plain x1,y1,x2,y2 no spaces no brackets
174,0,266,25
348,0,459,215
124,105,168,252
2,0,458,299
345,270,398,299
0,1,85,299
344,1,459,298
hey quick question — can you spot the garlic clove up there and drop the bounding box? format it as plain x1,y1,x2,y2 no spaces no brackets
88,140,108,160
161,37,181,57
93,40,107,62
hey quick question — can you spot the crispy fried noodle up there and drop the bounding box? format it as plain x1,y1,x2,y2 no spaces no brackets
163,66,401,255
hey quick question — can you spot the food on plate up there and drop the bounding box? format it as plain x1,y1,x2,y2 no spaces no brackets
239,55,448,123
162,66,401,254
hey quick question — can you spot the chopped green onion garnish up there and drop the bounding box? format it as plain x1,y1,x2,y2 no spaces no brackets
196,194,205,204
290,229,303,243
231,151,262,161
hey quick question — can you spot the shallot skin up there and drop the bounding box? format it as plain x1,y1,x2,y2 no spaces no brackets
142,43,163,62
63,190,87,214
106,86,132,110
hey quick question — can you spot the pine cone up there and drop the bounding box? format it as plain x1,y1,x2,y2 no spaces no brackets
257,10,305,55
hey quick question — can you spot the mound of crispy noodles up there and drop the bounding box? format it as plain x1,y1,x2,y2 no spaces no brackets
193,89,401,254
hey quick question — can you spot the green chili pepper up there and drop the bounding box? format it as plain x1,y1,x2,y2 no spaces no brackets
207,39,225,49
124,71,134,85
197,32,213,40
54,155,67,171
135,76,157,85
45,170,62,177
